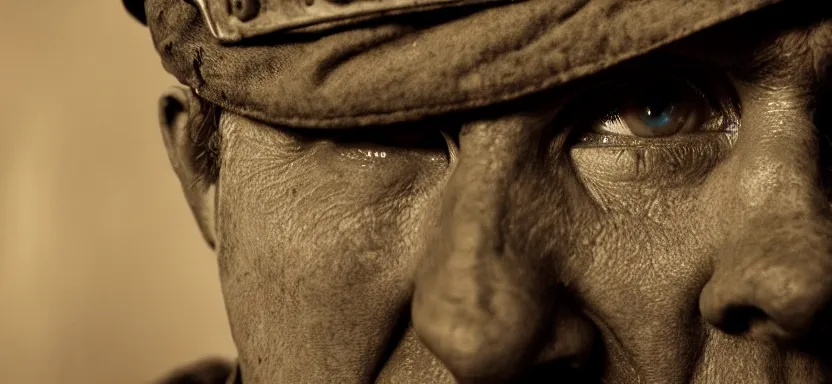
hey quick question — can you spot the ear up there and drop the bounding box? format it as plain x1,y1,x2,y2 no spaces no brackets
159,86,218,249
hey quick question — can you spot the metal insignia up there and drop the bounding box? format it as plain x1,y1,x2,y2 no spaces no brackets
193,0,517,42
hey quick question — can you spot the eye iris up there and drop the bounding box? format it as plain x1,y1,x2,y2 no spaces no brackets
587,77,719,140
638,94,676,129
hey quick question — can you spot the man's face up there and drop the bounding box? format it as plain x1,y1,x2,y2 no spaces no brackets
167,12,832,384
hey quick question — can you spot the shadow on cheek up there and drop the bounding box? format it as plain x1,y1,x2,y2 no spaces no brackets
513,339,607,384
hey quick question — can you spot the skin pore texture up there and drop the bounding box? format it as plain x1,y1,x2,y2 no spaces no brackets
159,9,832,384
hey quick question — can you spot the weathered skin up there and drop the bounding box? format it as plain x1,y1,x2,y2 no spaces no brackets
157,7,832,384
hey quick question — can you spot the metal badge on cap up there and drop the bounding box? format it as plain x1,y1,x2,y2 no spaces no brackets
193,0,516,42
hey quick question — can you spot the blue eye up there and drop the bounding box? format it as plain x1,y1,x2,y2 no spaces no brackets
639,103,676,128
591,78,712,138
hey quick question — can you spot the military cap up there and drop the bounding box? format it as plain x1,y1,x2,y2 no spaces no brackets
124,0,784,129
124,0,147,24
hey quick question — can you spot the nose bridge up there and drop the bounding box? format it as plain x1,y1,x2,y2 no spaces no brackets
444,119,531,241
700,95,832,343
412,117,556,382
739,99,821,211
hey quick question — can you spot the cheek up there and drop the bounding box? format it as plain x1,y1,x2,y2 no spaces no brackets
564,139,729,368
568,137,731,280
212,116,448,379
217,139,445,291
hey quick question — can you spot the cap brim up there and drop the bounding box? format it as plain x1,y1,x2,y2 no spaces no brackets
123,0,147,24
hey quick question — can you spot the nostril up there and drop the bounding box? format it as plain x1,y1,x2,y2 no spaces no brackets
717,305,770,336
699,255,832,343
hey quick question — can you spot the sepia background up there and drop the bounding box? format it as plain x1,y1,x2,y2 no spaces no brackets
0,1,237,383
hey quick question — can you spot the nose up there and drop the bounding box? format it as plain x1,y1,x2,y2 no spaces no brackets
699,103,832,345
699,219,832,343
411,117,594,382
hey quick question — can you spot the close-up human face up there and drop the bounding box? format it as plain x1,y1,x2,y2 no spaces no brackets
164,7,832,384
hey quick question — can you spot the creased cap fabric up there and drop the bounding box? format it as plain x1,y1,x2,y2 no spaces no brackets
142,0,783,129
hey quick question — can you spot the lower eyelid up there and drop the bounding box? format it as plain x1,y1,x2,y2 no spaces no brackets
571,133,733,184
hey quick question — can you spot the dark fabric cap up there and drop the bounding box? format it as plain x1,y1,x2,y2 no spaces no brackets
143,0,783,129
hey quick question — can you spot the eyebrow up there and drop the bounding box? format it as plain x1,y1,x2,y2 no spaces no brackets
732,1,832,83
745,21,832,92
659,16,832,92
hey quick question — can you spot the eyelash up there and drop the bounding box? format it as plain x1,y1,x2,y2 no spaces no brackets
565,66,741,145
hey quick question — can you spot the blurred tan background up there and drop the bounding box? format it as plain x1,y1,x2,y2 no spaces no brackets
0,1,237,383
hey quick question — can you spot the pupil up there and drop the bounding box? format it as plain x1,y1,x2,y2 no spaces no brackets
639,92,677,128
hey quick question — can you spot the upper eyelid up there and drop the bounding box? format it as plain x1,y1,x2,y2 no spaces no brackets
574,68,738,118
554,69,743,149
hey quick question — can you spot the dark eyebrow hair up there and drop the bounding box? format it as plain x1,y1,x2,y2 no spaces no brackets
743,21,832,91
